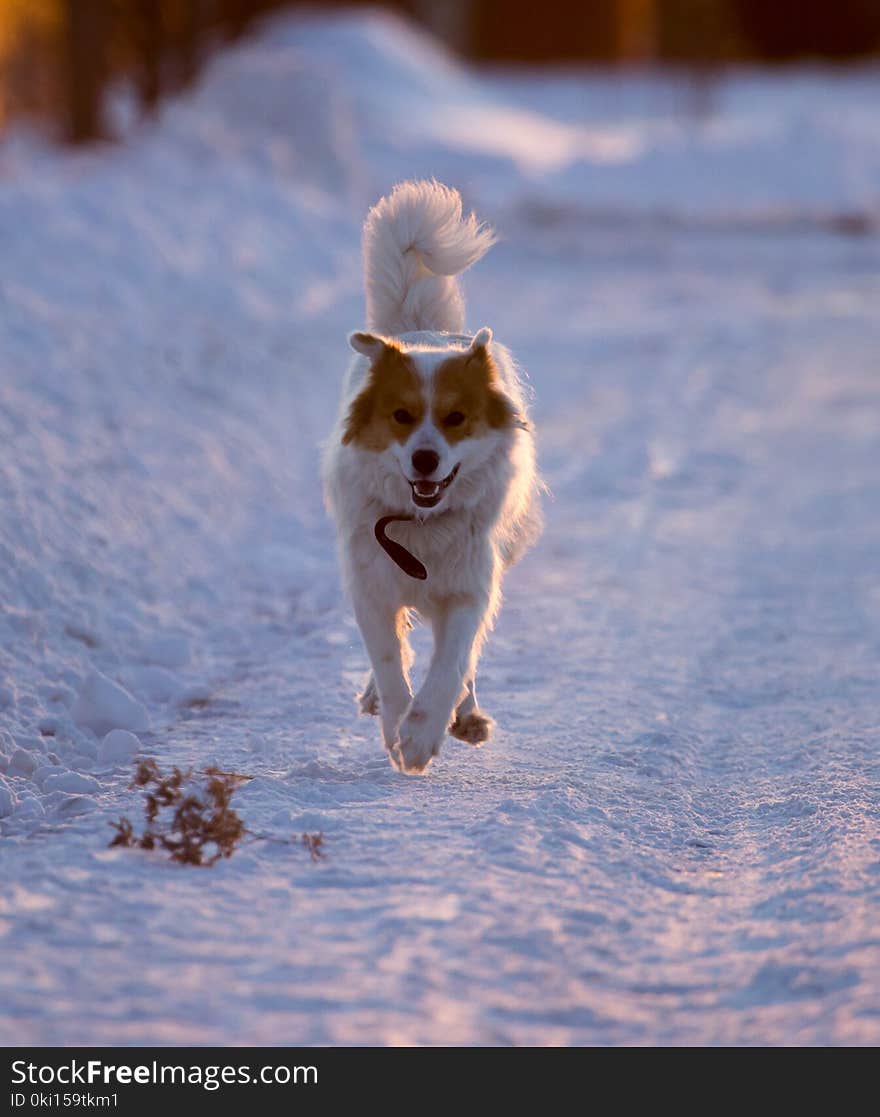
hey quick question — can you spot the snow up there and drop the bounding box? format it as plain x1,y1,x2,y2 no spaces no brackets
1,8,879,1045
140,633,191,670
71,670,151,738
0,777,15,818
40,771,102,796
98,729,142,768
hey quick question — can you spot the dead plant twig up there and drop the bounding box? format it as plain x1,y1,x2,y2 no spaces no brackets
109,760,325,867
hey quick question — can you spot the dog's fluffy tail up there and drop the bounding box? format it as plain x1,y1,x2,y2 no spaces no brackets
363,180,495,336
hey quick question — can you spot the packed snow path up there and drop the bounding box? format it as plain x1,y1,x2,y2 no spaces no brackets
1,13,878,1045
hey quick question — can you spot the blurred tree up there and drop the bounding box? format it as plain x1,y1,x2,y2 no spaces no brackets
130,0,163,112
65,0,108,141
735,0,880,59
116,0,208,112
472,0,603,61
172,0,200,87
0,0,61,130
658,0,743,63
616,0,658,60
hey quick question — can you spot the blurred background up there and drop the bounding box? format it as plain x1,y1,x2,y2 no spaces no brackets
3,0,880,143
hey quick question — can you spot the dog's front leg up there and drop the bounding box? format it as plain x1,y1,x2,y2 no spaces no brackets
396,598,487,774
351,591,412,755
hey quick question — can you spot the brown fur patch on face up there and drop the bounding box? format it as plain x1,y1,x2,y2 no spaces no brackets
342,341,426,450
432,345,515,445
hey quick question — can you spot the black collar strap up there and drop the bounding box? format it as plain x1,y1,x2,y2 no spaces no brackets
374,515,427,580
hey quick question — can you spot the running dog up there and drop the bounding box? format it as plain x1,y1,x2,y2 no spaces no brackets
323,181,541,773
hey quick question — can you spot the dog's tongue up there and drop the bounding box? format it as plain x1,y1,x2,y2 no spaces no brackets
414,480,440,497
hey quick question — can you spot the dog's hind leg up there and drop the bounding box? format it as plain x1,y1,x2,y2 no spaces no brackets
449,677,495,746
358,673,379,716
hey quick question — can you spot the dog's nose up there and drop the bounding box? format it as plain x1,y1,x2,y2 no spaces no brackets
411,449,440,476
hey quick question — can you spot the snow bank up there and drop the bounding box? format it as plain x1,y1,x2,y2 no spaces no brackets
266,11,880,226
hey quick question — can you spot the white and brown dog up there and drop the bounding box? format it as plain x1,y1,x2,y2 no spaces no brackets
323,181,541,774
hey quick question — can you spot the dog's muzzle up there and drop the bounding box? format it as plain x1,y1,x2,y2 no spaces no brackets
410,464,459,508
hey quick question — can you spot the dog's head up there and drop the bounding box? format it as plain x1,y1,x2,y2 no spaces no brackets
341,329,524,515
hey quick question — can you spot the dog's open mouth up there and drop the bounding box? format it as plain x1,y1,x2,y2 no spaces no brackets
410,464,459,508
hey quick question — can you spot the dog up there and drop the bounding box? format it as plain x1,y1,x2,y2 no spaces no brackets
323,181,541,774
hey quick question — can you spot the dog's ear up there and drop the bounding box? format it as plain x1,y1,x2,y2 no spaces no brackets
349,331,397,360
465,327,529,431
343,335,419,446
466,328,496,382
468,326,493,352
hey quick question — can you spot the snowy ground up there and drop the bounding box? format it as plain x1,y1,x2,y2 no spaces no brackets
1,10,879,1045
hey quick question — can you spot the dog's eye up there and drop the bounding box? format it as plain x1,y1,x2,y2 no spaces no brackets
443,411,465,428
393,409,415,425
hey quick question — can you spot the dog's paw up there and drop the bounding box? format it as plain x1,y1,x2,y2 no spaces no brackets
394,706,443,775
449,709,495,746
